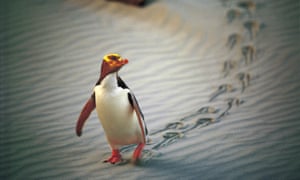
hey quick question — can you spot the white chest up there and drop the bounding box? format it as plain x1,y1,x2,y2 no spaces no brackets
94,85,142,146
94,85,130,126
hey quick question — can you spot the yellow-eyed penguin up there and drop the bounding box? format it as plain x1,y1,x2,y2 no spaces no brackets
76,53,148,164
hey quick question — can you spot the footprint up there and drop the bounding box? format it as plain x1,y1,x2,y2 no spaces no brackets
217,97,245,119
150,122,186,135
197,106,219,114
244,20,261,39
152,132,184,150
242,45,256,64
209,84,235,102
227,33,242,49
180,106,218,122
137,149,162,165
222,60,237,77
236,72,251,92
182,118,214,133
237,1,256,14
226,9,242,23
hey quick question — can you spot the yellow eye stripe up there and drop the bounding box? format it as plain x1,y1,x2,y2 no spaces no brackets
103,53,121,62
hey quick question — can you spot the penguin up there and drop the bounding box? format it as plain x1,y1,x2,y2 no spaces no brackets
76,53,148,164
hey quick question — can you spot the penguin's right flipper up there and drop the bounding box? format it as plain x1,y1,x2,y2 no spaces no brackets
76,93,96,136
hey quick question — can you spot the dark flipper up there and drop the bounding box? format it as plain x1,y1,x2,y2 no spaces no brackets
118,76,148,136
76,93,96,136
128,92,148,137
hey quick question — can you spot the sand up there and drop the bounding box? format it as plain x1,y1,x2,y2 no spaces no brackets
1,0,300,179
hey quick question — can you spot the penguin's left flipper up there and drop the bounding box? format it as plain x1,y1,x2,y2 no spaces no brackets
118,76,148,138
76,93,96,136
127,92,148,142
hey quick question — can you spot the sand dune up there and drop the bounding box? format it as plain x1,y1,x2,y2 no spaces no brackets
1,0,300,179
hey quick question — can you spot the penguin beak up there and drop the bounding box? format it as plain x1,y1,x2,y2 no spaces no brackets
120,58,129,66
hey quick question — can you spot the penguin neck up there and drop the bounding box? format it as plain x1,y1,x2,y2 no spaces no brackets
101,72,118,90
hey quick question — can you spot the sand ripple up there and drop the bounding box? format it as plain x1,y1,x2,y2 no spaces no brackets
1,0,300,179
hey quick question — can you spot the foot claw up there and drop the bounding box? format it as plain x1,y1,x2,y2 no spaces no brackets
103,149,122,164
103,156,122,164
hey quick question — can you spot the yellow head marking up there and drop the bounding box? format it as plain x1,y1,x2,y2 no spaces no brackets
103,53,121,63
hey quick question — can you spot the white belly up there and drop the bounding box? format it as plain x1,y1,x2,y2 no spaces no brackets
94,86,143,148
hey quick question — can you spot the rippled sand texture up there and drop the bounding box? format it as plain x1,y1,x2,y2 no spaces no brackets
1,0,300,179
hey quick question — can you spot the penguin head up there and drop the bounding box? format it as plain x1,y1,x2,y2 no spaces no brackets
99,53,128,80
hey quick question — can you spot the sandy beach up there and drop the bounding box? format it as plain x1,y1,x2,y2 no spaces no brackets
1,0,300,179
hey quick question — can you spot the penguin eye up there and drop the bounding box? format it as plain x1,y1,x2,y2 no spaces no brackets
104,54,121,62
108,55,120,61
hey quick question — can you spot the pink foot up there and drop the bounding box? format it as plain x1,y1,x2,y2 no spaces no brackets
132,143,145,163
103,149,122,164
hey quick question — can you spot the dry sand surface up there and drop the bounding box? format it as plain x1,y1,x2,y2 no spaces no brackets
1,0,300,179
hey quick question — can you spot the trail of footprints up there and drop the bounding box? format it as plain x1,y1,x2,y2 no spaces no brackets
120,0,265,163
